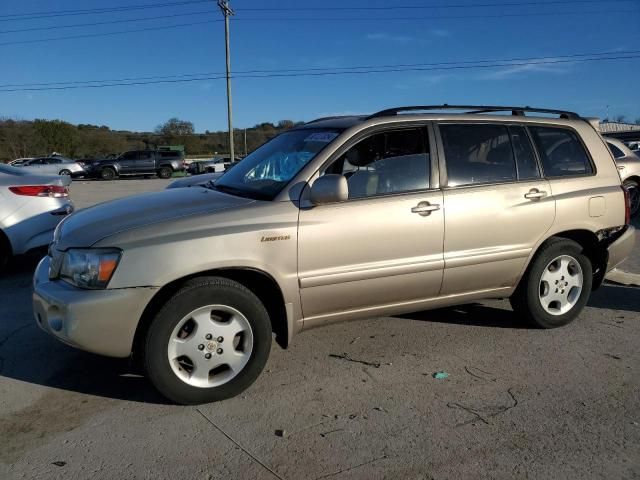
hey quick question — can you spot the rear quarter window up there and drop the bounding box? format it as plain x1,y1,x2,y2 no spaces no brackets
529,126,593,177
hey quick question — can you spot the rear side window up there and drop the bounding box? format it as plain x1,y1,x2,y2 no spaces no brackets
121,151,138,160
607,142,625,159
529,126,593,177
139,151,153,159
509,126,540,180
159,151,181,158
440,124,517,186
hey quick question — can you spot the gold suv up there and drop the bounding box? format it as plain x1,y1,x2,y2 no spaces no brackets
33,105,635,404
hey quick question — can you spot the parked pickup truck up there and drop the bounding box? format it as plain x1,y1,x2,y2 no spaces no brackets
87,150,185,180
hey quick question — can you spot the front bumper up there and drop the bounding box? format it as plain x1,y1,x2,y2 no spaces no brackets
606,225,636,272
32,256,159,358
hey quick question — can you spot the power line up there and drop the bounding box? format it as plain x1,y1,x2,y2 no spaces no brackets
234,0,638,9
1,53,638,93
1,8,638,35
1,0,634,21
2,50,636,88
0,20,219,46
0,1,210,22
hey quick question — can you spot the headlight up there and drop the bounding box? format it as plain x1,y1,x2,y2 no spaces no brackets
60,248,122,289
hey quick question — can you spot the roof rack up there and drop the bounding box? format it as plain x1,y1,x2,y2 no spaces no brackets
366,104,580,120
305,115,361,125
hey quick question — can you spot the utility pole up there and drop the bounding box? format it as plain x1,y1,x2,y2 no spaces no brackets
218,0,234,160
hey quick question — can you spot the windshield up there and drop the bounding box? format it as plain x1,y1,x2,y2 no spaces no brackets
214,128,341,200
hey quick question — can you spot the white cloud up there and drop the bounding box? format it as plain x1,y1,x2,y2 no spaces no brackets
365,32,413,42
480,60,570,80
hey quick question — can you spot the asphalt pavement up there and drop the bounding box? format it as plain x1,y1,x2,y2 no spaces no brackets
0,178,638,479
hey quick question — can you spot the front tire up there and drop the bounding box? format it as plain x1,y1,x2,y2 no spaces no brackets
623,179,639,217
510,238,592,328
144,277,272,404
101,167,116,181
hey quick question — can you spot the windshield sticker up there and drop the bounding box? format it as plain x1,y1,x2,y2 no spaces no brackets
305,132,338,143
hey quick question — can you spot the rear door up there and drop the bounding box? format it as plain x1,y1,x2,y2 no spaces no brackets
137,151,156,173
436,122,555,295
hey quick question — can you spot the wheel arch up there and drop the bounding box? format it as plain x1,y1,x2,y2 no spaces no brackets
132,267,290,363
524,229,606,291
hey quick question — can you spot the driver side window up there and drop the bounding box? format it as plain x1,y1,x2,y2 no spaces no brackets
323,128,430,199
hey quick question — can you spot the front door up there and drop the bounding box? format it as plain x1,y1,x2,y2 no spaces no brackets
298,126,444,326
437,123,555,295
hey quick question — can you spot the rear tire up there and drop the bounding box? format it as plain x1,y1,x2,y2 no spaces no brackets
623,179,639,217
101,167,116,181
510,238,592,328
158,167,173,179
59,169,72,176
144,277,272,404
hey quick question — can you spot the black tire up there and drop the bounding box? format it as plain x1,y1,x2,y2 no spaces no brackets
101,167,116,181
158,167,173,179
144,276,272,404
59,169,72,176
0,233,9,273
510,238,592,329
623,179,639,217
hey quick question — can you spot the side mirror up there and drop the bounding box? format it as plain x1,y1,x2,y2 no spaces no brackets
310,174,348,205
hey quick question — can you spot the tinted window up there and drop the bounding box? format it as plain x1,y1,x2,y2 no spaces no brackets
121,151,138,161
323,128,430,199
529,127,593,177
139,151,153,160
607,142,625,159
159,151,180,158
45,158,62,164
440,124,517,186
509,126,540,180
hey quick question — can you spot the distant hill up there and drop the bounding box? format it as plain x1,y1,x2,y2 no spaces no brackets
0,118,301,162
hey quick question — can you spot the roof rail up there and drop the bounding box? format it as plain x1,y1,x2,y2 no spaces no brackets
366,104,580,120
305,115,359,125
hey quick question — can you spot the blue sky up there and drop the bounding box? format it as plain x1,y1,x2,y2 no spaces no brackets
2,0,640,132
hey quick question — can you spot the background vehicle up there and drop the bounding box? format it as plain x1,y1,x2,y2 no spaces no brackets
0,165,73,271
14,156,85,178
33,105,634,404
606,138,640,216
87,150,185,180
9,158,32,166
186,156,240,175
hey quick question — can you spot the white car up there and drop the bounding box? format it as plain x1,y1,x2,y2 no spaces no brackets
15,156,86,178
0,165,74,270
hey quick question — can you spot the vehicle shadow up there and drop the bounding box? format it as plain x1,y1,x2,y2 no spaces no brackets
0,255,170,405
588,284,640,313
395,302,530,329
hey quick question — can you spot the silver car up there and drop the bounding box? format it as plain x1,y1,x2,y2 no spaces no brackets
606,138,640,216
16,156,86,178
0,165,73,270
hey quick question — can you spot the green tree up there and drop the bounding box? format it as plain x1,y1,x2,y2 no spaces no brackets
155,118,195,136
32,119,78,156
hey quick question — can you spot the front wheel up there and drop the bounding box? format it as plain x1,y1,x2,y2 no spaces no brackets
158,167,173,179
144,277,272,404
510,238,592,328
623,180,639,217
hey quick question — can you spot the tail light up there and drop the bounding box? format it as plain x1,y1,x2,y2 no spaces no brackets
622,185,631,224
9,185,69,198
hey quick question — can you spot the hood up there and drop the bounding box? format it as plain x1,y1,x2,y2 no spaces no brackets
56,186,254,248
166,172,223,189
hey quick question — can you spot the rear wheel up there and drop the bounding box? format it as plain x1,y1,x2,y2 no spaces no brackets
0,233,9,273
101,167,116,181
59,169,72,176
158,167,173,179
144,277,272,404
623,179,639,217
510,238,592,328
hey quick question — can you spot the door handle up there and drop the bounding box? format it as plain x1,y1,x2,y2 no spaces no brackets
411,201,440,216
524,189,547,200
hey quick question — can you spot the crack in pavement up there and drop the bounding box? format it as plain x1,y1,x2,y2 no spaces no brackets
196,408,285,480
314,455,388,479
329,352,381,368
0,323,33,374
447,388,519,427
